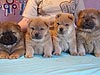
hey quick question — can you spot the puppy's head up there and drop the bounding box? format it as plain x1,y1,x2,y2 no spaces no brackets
0,22,22,45
77,8,100,32
54,13,74,35
27,18,50,41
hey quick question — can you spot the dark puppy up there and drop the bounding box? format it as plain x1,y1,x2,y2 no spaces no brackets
77,9,100,57
0,22,25,59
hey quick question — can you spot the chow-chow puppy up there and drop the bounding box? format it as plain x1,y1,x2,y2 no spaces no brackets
25,18,53,58
76,8,100,57
52,13,77,56
0,22,25,59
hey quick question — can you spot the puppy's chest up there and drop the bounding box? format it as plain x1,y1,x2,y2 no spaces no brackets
59,37,68,44
58,36,69,51
58,35,69,43
0,44,16,54
78,32,95,52
33,43,44,54
79,32,93,42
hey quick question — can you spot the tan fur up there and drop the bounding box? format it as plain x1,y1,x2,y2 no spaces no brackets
0,22,25,59
51,13,77,56
25,18,53,58
76,9,100,57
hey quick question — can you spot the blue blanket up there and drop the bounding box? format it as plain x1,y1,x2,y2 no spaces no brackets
0,53,100,75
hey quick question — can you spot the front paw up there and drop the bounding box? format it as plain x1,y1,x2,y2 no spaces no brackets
43,54,52,58
70,51,77,56
95,53,100,57
25,54,33,58
9,54,20,59
78,51,86,56
0,54,9,59
53,51,61,56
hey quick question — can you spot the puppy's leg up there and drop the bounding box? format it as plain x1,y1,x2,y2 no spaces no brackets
43,39,53,58
9,40,25,59
25,46,34,58
94,40,100,57
0,51,9,59
9,49,25,59
69,31,77,56
69,38,77,56
53,37,62,55
77,40,86,56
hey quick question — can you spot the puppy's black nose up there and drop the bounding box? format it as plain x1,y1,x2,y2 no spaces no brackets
34,33,42,39
60,28,63,32
85,19,89,22
35,33,39,37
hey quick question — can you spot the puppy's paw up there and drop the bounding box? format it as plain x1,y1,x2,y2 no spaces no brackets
43,54,52,58
78,52,86,56
53,51,61,56
9,54,20,59
70,51,77,56
0,54,9,59
25,54,33,58
95,53,100,57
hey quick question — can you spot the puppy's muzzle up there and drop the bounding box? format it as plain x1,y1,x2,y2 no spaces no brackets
82,19,95,29
0,31,17,45
33,33,42,39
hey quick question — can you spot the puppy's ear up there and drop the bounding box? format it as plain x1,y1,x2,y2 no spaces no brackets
43,18,55,27
97,10,100,14
77,10,83,17
15,24,21,31
44,21,49,27
0,22,1,27
27,19,32,26
55,13,61,19
68,14,74,21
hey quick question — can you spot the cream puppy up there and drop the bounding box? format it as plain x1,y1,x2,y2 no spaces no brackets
25,17,53,58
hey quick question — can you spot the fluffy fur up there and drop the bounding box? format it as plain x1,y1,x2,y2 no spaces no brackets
0,22,25,59
25,18,53,58
51,13,77,55
76,8,100,57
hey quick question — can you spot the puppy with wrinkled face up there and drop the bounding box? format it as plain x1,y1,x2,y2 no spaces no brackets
52,13,77,56
0,22,25,59
25,18,53,58
76,8,100,57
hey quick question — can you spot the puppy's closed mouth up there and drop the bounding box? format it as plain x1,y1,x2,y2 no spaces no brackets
58,31,64,35
79,25,96,33
32,36,42,40
82,22,95,29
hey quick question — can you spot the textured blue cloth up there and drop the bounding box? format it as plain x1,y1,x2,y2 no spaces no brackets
0,53,100,75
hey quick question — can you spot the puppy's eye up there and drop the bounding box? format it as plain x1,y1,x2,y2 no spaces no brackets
65,24,69,26
40,28,44,30
82,16,85,18
31,28,35,30
57,23,60,25
91,16,96,19
12,32,16,34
